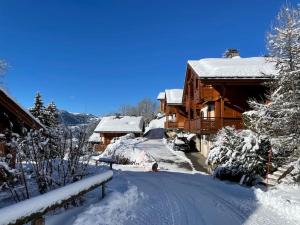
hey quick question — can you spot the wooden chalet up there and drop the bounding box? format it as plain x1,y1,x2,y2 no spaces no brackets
0,87,44,165
92,116,144,151
182,53,276,156
158,89,187,130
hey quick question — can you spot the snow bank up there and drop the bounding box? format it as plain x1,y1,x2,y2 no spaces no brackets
100,134,154,166
255,184,300,223
73,186,143,225
145,116,166,133
0,171,113,225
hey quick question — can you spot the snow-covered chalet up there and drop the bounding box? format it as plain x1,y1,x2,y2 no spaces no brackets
182,50,277,157
157,89,187,130
90,116,144,151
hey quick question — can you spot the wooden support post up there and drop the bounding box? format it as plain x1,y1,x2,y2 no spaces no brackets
102,183,105,199
32,216,45,225
188,83,191,132
220,97,224,128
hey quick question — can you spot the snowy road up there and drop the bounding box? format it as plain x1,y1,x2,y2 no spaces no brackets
71,171,296,225
48,139,300,225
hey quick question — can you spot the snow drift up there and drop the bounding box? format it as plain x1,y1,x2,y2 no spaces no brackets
100,134,154,166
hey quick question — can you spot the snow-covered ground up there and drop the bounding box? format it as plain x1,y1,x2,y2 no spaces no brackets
42,137,300,225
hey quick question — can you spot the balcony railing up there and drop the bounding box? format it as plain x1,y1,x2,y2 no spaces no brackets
184,117,243,134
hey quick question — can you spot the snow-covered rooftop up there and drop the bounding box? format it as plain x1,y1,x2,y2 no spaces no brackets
94,116,144,133
188,57,277,79
157,92,165,100
88,133,101,143
0,87,45,129
165,89,183,105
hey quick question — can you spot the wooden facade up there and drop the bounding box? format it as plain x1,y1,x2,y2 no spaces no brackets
0,88,44,166
158,90,188,130
182,65,269,135
164,104,187,129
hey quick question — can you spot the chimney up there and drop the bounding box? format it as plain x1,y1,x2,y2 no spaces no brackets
224,49,240,58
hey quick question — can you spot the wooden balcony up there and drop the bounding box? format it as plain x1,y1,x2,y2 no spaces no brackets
184,117,243,134
165,121,185,129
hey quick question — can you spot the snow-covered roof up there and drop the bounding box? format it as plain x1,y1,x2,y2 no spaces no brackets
88,133,101,143
94,116,144,133
157,92,165,100
165,89,183,105
188,57,277,79
0,87,45,129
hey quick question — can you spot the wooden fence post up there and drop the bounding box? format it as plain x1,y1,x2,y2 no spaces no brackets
102,183,105,199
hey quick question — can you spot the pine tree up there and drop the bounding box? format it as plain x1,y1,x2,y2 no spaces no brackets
245,4,300,161
44,102,59,127
29,92,46,125
207,127,270,184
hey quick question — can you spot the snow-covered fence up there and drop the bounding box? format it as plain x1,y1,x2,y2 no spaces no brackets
0,171,113,225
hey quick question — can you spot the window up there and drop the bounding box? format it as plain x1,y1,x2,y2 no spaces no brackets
208,103,214,112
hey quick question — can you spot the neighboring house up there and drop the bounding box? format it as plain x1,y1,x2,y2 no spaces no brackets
157,89,187,130
157,92,166,112
92,116,144,151
182,53,277,157
0,87,44,166
164,89,187,130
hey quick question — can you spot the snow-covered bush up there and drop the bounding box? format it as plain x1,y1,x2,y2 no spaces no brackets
14,125,93,195
0,131,20,190
0,159,18,191
101,134,153,166
207,127,270,184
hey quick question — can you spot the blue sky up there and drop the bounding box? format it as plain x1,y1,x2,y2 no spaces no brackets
0,0,296,115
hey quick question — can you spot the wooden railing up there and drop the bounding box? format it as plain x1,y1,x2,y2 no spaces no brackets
0,171,113,225
184,117,243,134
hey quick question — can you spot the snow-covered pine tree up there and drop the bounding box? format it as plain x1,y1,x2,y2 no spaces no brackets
29,92,46,125
245,4,300,163
44,102,59,127
207,127,269,184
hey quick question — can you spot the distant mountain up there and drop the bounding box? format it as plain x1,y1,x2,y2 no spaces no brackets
58,110,99,126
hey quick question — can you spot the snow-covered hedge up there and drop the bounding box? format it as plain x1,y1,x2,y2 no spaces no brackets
100,134,154,166
207,127,270,184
